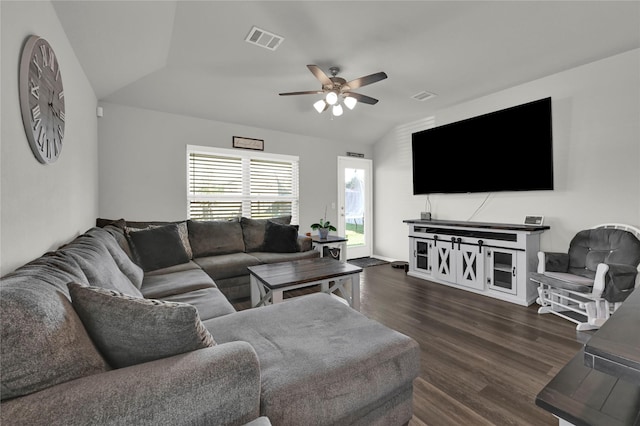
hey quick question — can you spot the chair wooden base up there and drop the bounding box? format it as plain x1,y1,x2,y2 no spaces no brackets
534,282,615,331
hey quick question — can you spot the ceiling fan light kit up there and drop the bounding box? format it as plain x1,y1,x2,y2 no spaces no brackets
280,65,387,118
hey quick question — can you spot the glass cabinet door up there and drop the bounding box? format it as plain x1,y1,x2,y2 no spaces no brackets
487,248,517,294
414,239,432,273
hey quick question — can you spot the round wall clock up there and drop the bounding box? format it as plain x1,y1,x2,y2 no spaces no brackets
19,35,65,164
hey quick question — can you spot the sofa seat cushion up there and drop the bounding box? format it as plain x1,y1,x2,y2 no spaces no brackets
141,269,215,299
68,283,215,369
144,260,202,276
204,294,420,425
248,250,320,265
161,287,236,321
1,277,109,400
194,253,262,280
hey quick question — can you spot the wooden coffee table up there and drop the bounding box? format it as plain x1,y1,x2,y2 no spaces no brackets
248,257,362,310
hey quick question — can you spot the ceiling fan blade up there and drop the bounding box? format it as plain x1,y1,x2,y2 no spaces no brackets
346,71,388,90
346,92,379,105
279,90,324,96
307,65,333,88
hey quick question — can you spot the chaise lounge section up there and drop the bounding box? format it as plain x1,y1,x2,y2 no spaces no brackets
1,219,420,425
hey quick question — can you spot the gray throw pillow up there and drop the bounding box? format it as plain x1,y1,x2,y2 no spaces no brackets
126,221,193,259
68,283,215,369
263,220,299,253
127,223,190,272
241,216,292,252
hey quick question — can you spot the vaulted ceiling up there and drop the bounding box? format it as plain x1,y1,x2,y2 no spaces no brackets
52,1,640,145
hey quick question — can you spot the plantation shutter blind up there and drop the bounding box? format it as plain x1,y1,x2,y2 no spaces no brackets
187,146,299,223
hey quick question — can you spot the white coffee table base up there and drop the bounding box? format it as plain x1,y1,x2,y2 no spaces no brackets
250,273,360,310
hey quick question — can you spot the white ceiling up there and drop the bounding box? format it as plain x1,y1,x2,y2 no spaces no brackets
52,1,640,145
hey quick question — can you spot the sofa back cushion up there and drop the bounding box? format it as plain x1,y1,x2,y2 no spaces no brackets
86,227,144,289
1,275,109,400
241,216,292,252
59,233,142,297
188,220,245,257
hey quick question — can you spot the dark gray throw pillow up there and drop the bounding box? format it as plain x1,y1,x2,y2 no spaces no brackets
127,223,190,272
67,283,215,369
241,215,292,252
263,220,299,253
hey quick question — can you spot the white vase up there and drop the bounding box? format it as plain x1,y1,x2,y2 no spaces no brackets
318,228,329,239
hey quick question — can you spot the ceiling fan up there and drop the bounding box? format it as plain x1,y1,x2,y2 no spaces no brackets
279,65,387,116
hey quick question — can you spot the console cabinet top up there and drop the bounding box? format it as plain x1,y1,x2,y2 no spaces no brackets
404,219,550,233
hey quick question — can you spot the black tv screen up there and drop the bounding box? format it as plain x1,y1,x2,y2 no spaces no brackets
412,97,554,194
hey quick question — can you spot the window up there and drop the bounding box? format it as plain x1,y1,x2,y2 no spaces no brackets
187,145,299,223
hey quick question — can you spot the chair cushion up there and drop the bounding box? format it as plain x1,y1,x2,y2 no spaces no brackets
203,294,420,425
188,220,245,257
530,271,594,293
68,283,215,369
569,228,640,273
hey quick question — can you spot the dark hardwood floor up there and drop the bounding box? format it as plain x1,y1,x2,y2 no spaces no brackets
232,264,590,425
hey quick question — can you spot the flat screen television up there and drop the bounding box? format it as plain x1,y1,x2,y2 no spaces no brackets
412,97,553,194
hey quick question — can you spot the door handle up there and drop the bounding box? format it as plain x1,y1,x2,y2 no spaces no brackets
478,240,484,253
451,237,456,249
456,237,462,250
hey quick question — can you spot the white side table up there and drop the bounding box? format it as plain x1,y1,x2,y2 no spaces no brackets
311,235,348,262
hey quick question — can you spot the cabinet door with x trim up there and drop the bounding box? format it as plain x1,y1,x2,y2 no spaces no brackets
433,237,485,291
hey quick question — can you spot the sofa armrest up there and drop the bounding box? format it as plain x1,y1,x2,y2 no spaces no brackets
537,252,569,273
1,342,260,426
297,235,313,252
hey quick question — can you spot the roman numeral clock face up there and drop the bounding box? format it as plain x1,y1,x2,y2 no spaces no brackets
19,35,65,164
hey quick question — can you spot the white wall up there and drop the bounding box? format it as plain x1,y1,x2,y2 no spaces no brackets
1,1,99,276
97,103,372,231
374,49,640,261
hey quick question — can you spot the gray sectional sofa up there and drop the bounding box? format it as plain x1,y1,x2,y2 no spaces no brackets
99,216,321,301
0,218,420,425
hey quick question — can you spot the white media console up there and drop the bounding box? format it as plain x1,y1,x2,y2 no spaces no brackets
405,219,550,306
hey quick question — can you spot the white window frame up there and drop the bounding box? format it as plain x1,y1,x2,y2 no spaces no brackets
186,145,299,223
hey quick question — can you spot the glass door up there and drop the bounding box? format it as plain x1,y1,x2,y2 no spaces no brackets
337,157,372,260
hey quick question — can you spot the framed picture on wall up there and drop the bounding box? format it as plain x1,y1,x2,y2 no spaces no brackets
233,136,264,151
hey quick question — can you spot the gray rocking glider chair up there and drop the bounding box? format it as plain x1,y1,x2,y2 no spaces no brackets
530,224,640,331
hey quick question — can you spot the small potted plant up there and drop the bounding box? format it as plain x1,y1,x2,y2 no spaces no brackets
310,207,336,239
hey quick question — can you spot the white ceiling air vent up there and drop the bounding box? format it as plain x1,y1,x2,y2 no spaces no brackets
245,26,284,51
411,91,437,101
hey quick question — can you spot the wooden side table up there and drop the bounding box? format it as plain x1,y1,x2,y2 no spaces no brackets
311,235,348,262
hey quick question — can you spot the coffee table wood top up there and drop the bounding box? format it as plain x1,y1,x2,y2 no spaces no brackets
247,257,362,289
